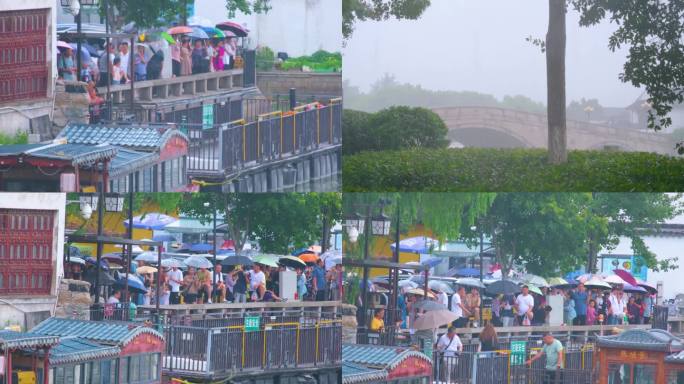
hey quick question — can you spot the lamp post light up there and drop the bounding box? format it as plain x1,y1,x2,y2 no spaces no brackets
471,224,485,320
584,105,594,122
87,191,123,305
204,201,218,297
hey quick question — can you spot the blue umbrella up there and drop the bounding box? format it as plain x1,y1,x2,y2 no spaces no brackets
188,26,209,40
422,257,443,268
68,43,91,63
183,255,213,269
124,213,177,230
114,275,147,294
68,245,82,257
189,243,213,253
454,267,480,277
85,257,109,270
390,237,439,254
153,233,177,242
217,249,235,256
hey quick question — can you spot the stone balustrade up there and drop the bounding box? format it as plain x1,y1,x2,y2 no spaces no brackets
98,69,244,104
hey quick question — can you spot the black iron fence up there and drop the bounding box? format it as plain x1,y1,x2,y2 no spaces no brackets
433,346,596,384
162,314,341,376
186,98,342,174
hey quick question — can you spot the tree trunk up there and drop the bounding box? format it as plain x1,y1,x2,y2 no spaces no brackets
546,0,567,164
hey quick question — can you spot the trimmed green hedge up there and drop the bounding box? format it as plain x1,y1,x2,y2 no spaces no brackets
343,148,684,192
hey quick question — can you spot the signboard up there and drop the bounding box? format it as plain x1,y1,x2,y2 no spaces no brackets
510,341,526,366
601,255,647,281
244,316,260,332
482,308,492,321
202,104,214,129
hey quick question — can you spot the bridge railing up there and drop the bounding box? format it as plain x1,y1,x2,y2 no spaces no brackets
186,98,342,175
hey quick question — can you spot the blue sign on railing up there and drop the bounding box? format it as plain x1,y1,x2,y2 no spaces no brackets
510,341,526,365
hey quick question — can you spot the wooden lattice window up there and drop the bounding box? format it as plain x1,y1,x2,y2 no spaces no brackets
0,209,55,295
0,8,49,103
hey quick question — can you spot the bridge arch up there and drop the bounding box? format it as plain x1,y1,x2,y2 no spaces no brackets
447,126,533,149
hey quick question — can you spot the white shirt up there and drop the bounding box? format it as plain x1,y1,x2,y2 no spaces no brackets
107,296,120,304
438,291,448,308
450,294,463,318
119,51,130,75
437,333,462,356
168,269,183,292
516,293,534,315
610,294,626,315
249,270,265,291
213,272,224,284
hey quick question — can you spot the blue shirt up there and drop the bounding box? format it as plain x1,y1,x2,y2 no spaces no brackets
297,274,307,297
572,291,588,316
313,266,327,290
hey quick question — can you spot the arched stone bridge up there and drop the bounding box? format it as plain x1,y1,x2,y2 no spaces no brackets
432,106,675,155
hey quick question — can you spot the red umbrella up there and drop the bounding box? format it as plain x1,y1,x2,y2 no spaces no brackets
299,253,320,264
215,21,249,37
168,26,193,35
613,269,638,286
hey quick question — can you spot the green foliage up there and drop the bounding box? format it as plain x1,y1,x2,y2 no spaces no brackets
224,0,271,17
344,76,545,113
343,106,449,155
343,0,431,38
0,131,28,145
179,193,341,255
280,50,342,72
255,46,275,71
343,148,684,192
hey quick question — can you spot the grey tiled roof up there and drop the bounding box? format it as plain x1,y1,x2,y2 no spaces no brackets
342,344,432,369
0,143,118,166
0,330,60,350
597,329,684,352
342,362,387,384
49,337,120,365
666,350,684,364
109,148,158,178
32,317,163,347
58,123,187,151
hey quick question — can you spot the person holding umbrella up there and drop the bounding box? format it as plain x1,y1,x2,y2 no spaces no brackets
450,286,471,328
182,267,200,304
58,47,77,81
296,268,308,301
231,265,248,303
212,264,227,303
134,44,147,81
168,264,184,304
313,259,327,301
180,38,192,76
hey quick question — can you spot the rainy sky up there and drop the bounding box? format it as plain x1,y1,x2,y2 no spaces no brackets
343,0,644,107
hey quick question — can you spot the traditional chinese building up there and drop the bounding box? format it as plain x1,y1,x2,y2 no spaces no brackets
341,344,432,384
32,317,165,384
665,350,684,384
596,328,684,384
0,124,189,192
0,193,65,331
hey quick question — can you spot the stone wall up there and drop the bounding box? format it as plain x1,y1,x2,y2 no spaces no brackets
54,279,93,320
256,72,342,99
341,303,358,344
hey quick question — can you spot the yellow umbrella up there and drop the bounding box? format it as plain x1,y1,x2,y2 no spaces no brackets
137,266,158,274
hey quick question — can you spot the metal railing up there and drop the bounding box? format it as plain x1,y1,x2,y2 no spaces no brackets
162,314,341,376
186,98,342,174
433,345,596,384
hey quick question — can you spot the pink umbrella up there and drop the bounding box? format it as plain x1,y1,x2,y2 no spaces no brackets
613,269,638,286
57,40,72,49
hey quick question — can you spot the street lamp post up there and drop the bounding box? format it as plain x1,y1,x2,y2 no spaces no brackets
61,0,98,82
204,201,218,299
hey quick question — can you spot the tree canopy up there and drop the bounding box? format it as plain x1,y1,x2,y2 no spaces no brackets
179,193,341,255
343,106,449,155
343,0,431,39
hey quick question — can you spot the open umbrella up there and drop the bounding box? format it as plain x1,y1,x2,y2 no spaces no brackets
623,283,647,294
153,233,177,242
253,254,279,268
584,277,612,290
548,277,570,287
168,26,193,35
321,249,342,269
134,251,159,263
217,249,236,256
188,26,209,40
136,266,158,274
189,243,213,253
413,309,458,330
196,26,225,38
452,267,480,277
279,256,307,269
390,236,439,254
422,257,443,268
114,244,144,254
299,252,320,265
428,280,454,294
161,258,182,268
485,280,521,296
293,248,315,256
636,278,657,294
67,256,85,265
57,40,72,49
215,21,249,37
398,280,418,289
160,31,176,44
613,269,638,286
455,277,486,289
183,255,213,269
68,43,91,63
523,274,549,288
221,255,254,267
604,274,627,285
406,288,435,298
413,300,447,311
124,213,177,230
85,257,109,271
102,253,123,264
114,275,146,294
527,285,543,296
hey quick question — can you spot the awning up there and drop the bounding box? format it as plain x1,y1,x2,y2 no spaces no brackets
0,330,60,350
